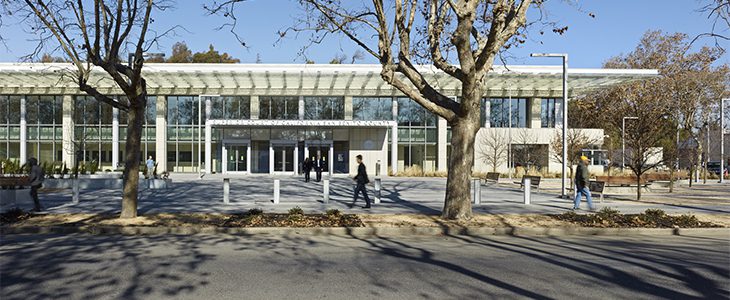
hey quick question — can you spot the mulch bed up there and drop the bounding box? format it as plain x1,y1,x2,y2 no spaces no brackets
552,208,722,228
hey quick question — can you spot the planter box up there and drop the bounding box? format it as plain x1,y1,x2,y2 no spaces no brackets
144,179,172,189
0,189,31,213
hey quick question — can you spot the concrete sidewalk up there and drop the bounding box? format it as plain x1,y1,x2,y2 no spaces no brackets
17,174,730,215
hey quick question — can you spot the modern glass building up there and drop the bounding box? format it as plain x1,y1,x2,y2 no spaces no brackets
0,63,656,175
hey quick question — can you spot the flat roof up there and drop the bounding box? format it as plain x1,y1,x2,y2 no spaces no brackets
0,63,658,98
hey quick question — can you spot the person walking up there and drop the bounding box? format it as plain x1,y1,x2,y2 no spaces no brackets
352,155,371,209
27,157,44,212
146,156,155,179
573,155,595,211
303,157,312,182
314,154,325,182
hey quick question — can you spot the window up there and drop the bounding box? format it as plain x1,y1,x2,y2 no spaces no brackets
211,96,250,119
353,97,392,120
397,98,437,127
489,98,527,128
260,96,298,119
541,98,560,128
304,96,344,120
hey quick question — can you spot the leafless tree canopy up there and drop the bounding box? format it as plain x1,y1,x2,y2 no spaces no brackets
478,129,508,172
695,0,730,49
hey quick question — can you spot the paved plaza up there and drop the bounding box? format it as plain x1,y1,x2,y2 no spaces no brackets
12,174,729,215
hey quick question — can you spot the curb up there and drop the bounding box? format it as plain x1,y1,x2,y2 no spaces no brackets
1,225,728,237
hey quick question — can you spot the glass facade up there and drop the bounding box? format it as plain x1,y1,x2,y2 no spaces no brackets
541,98,560,128
0,96,22,159
353,97,392,120
74,96,113,165
26,96,63,163
167,96,202,172
260,96,298,120
397,98,438,172
211,96,250,119
488,98,527,128
304,96,344,120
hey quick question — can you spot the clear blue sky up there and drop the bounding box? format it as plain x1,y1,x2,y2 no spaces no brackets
1,0,727,67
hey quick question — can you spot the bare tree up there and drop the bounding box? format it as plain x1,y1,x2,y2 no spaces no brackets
695,0,730,49
477,130,508,173
208,0,542,220
4,0,166,218
550,127,600,187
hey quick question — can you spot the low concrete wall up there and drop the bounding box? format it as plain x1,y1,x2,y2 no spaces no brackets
42,178,172,190
0,189,31,212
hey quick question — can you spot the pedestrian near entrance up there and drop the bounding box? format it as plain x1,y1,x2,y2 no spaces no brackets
303,157,312,182
27,157,44,212
573,155,595,211
352,154,371,208
314,154,325,182
146,156,155,179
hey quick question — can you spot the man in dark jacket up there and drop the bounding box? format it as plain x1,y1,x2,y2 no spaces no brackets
573,155,594,210
27,157,44,212
303,157,312,182
353,155,371,208
314,154,325,182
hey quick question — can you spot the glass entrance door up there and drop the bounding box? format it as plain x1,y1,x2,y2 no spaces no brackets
273,145,295,172
226,145,248,172
307,144,330,173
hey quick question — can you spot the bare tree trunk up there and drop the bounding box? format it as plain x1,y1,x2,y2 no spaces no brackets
120,100,145,218
636,172,642,201
442,118,478,220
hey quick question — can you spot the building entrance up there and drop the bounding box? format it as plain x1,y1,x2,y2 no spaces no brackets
272,143,295,173
226,145,248,172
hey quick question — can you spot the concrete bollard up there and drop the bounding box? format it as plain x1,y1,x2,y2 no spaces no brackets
323,179,330,204
472,178,481,205
273,179,280,204
374,177,381,204
523,177,531,205
72,178,79,204
223,178,230,204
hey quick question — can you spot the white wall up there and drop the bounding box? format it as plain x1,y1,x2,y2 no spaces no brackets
348,128,388,177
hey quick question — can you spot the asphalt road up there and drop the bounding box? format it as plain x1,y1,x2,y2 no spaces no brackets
1,233,728,299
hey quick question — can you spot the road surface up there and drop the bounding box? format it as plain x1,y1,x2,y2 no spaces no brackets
1,232,728,299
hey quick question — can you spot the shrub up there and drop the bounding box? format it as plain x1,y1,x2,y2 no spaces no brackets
326,209,341,218
595,207,620,219
247,208,263,215
288,206,304,215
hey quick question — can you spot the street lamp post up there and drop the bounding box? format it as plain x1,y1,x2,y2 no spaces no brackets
622,116,639,170
721,98,728,183
531,53,568,198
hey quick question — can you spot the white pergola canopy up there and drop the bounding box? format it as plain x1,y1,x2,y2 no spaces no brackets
0,63,658,97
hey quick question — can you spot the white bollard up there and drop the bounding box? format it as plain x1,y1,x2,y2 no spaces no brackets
472,178,481,205
523,177,531,205
273,179,280,204
72,178,79,204
223,178,230,204
323,179,330,204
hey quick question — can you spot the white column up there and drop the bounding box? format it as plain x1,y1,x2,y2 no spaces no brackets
155,96,167,172
112,106,119,169
298,96,304,120
294,143,299,175
437,117,448,172
269,143,274,174
221,144,228,174
19,96,27,164
205,97,212,173
391,98,398,174
329,143,334,174
344,95,353,121
62,95,75,165
246,144,251,174
250,95,260,120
